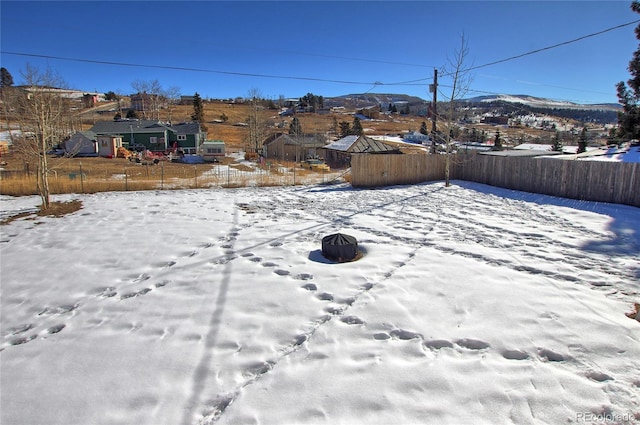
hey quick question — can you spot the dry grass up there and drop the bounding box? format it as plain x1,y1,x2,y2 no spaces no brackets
627,303,640,322
1,199,83,225
0,156,219,196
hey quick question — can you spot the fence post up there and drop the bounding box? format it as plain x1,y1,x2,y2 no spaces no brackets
124,167,128,191
161,161,164,190
79,163,84,193
194,165,198,188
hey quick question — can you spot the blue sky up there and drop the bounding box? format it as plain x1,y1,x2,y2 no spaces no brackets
1,1,638,104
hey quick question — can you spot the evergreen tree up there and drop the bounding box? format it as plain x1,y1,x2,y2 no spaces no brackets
493,129,503,150
577,127,588,153
289,116,303,135
331,117,339,135
114,112,122,121
420,121,429,135
126,109,138,119
191,92,204,123
616,1,640,140
351,117,364,135
104,91,118,101
551,131,563,152
0,67,14,87
339,121,351,138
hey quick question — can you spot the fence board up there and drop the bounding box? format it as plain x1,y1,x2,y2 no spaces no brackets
352,152,640,207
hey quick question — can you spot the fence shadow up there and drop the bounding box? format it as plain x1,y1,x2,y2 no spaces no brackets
455,180,640,259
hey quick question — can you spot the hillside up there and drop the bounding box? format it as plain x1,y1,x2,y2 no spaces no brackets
3,91,619,154
462,94,621,124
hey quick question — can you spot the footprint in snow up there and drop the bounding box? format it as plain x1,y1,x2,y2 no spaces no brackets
154,280,170,288
455,338,491,351
585,371,614,382
9,334,37,346
424,339,454,350
47,324,66,334
538,348,569,362
96,287,117,298
501,349,530,361
317,292,334,301
38,303,79,316
340,316,364,325
5,323,34,336
120,288,152,300
390,329,421,340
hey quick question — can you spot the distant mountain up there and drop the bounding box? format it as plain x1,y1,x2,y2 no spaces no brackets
320,93,620,124
462,94,621,112
324,93,427,109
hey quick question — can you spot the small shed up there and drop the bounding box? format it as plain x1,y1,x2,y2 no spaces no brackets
263,133,328,162
322,135,401,169
97,135,123,157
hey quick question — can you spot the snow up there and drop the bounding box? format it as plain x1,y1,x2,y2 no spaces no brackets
492,94,578,108
580,146,640,163
1,181,639,425
324,135,358,151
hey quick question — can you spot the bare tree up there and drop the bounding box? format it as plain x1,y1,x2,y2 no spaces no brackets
245,87,269,155
147,79,163,120
440,34,473,187
131,79,150,119
12,65,72,209
163,85,180,123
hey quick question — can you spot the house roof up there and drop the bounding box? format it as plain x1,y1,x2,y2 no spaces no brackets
78,130,97,140
168,122,201,134
325,135,399,154
265,134,327,147
89,120,201,135
324,135,358,151
480,150,562,157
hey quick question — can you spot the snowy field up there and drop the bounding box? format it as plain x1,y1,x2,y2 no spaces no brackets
1,181,639,425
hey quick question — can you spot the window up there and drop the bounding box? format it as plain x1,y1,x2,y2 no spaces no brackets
150,137,158,144
177,134,187,141
206,148,223,154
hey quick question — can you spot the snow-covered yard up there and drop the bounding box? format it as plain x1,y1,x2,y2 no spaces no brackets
1,181,639,425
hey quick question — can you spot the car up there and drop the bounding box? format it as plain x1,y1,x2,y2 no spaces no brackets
300,159,330,172
47,147,66,157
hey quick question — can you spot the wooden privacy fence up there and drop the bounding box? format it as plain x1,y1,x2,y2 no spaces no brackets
351,153,640,207
351,154,446,187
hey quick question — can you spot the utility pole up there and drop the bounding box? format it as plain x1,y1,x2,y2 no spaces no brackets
429,68,438,154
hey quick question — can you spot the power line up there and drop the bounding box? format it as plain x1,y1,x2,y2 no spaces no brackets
2,18,637,100
468,19,640,72
0,51,380,87
389,19,640,84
